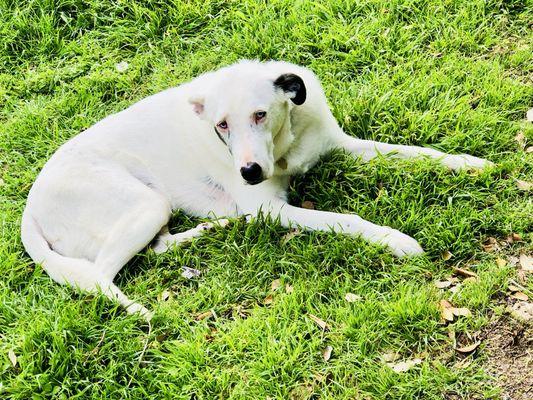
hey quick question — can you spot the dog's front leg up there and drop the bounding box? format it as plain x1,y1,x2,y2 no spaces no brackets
152,219,230,254
334,134,492,171
242,196,423,257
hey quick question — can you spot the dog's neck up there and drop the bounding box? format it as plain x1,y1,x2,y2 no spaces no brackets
272,104,314,177
272,103,294,164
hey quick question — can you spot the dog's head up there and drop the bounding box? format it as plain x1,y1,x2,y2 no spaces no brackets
188,63,306,185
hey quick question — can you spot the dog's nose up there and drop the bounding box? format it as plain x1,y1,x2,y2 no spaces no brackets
240,162,263,184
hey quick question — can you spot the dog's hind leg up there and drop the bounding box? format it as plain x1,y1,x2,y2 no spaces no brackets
77,196,172,320
72,191,170,320
152,219,230,254
94,190,171,281
67,192,170,320
333,134,492,171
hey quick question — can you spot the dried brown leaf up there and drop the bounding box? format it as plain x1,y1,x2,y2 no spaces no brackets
442,308,455,321
514,131,526,148
440,299,453,308
387,358,422,373
323,345,333,362
496,258,507,268
281,229,301,244
285,284,294,294
452,266,478,278
451,307,472,317
508,285,521,292
519,254,533,272
381,352,401,362
517,270,528,283
509,301,533,322
511,292,529,301
439,300,455,322
449,284,462,294
263,295,274,305
439,300,471,320
345,293,362,302
435,280,453,289
507,233,523,243
115,61,129,72
301,200,315,210
271,279,281,291
308,314,330,331
482,237,499,252
516,179,532,191
508,256,520,267
196,310,213,321
181,266,201,279
8,350,17,367
455,341,481,354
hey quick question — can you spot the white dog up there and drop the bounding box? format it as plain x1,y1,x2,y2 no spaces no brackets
21,60,491,319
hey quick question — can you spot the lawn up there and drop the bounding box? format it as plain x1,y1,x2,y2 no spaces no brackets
1,0,532,398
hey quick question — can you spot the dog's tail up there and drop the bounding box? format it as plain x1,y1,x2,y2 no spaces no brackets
20,209,98,287
20,209,152,320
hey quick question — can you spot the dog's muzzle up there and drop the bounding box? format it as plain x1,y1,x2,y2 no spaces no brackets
240,162,264,185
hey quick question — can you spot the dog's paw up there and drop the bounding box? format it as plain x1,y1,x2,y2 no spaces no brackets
151,240,169,254
197,218,230,231
443,154,494,171
375,228,424,257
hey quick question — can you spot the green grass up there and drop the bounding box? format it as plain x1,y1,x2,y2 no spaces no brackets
1,0,532,398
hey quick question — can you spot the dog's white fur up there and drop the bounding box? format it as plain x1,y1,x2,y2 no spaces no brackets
21,60,491,319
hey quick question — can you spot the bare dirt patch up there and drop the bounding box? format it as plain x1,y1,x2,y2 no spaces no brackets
481,316,532,400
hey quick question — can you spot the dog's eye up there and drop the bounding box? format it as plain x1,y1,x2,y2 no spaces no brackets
217,121,228,130
255,111,267,122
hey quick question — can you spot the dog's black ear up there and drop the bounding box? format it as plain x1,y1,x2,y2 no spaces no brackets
273,73,306,105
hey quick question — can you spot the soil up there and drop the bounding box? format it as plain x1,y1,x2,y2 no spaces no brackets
480,316,532,400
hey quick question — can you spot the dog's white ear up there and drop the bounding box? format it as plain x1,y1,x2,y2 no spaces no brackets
188,96,205,116
274,73,306,105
